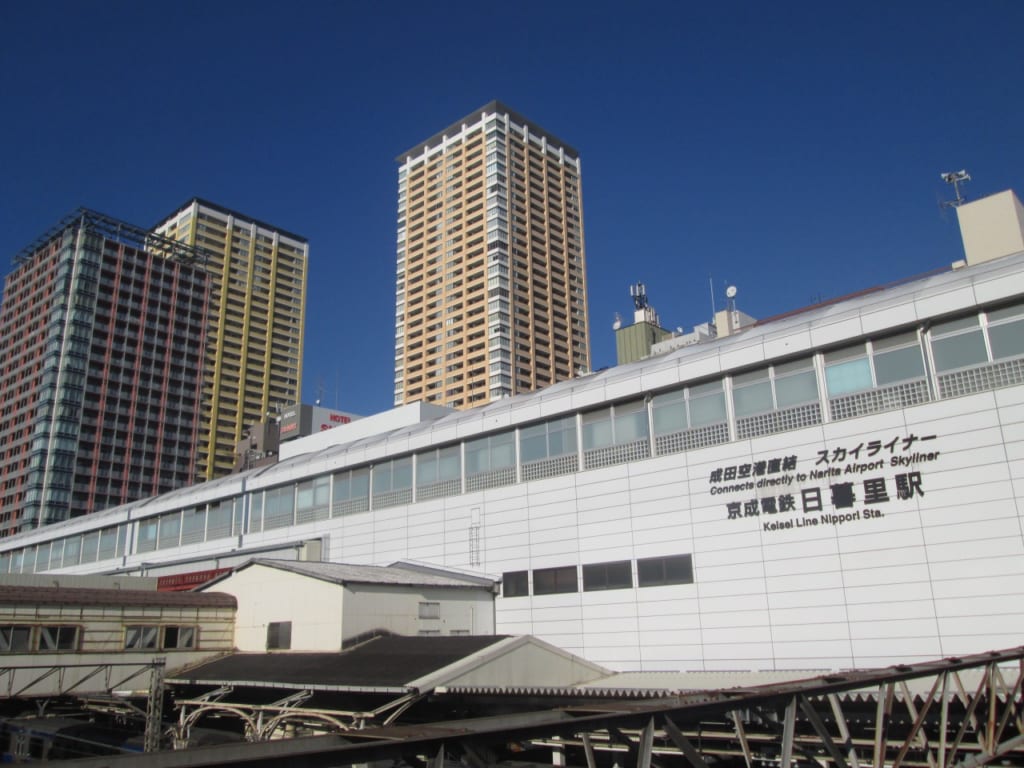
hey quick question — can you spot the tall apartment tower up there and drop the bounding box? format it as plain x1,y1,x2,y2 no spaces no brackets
0,211,210,536
153,200,308,480
394,101,590,409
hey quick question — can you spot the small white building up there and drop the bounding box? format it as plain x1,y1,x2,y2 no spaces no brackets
199,559,496,652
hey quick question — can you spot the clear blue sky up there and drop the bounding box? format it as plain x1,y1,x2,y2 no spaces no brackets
2,1,1022,416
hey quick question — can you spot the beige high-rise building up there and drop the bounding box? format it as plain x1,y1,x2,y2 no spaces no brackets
154,199,307,479
394,101,590,409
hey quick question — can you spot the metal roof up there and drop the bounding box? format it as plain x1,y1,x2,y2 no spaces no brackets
168,635,510,691
202,558,496,590
0,584,236,609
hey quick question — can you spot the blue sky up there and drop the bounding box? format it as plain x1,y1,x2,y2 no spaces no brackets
2,1,1022,416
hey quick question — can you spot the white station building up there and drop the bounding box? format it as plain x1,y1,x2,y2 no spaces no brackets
1,191,1023,673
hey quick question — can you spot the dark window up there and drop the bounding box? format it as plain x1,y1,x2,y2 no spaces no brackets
533,565,578,595
418,602,441,619
267,621,292,650
0,626,32,653
38,626,79,652
502,570,528,597
163,626,196,649
582,560,633,592
637,554,694,587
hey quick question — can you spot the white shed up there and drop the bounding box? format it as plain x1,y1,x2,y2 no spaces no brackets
199,559,496,652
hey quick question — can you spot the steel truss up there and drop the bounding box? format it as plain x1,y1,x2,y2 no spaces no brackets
13,208,211,265
0,658,167,754
173,686,423,745
56,646,1024,768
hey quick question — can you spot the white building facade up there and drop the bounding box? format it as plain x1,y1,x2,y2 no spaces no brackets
200,559,496,652
1,196,1022,673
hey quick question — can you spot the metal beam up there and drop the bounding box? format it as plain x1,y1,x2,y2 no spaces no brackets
661,715,710,768
799,694,849,768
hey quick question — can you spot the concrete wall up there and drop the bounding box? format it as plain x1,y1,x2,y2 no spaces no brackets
341,583,494,640
209,566,495,651
210,566,344,652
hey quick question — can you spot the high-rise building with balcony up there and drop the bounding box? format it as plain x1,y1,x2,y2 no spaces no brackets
154,199,308,480
0,210,210,536
394,102,590,409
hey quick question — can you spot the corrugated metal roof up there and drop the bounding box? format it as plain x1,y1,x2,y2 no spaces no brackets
169,635,510,690
580,669,830,692
0,584,236,609
439,666,994,700
229,559,495,589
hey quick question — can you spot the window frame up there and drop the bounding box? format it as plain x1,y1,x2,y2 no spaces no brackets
636,554,695,588
533,565,578,595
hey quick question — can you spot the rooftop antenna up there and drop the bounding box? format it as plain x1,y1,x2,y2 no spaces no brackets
629,282,649,311
940,169,971,208
612,312,622,330
708,276,716,319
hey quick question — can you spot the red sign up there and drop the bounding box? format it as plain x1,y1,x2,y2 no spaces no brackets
157,568,231,592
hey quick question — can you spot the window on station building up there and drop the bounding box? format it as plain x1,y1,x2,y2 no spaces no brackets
465,431,516,476
986,301,1024,359
136,518,158,554
502,570,528,597
0,626,33,653
415,445,461,488
501,573,528,602
266,621,292,651
826,333,927,396
97,525,124,561
734,358,817,417
637,554,694,587
519,415,577,463
263,486,295,530
295,476,331,524
163,626,196,650
651,380,727,435
206,501,233,541
581,399,648,450
533,565,578,595
180,507,206,545
248,493,264,533
157,511,181,550
930,316,988,372
872,332,926,385
418,602,441,620
373,457,413,496
125,625,159,650
927,302,1024,373
38,626,79,652
332,467,370,516
582,560,633,592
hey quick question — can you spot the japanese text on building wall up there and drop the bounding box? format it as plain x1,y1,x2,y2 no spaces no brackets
707,434,939,531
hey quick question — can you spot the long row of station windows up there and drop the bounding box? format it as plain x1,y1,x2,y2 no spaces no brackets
0,623,198,653
502,554,695,598
1,302,1022,576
